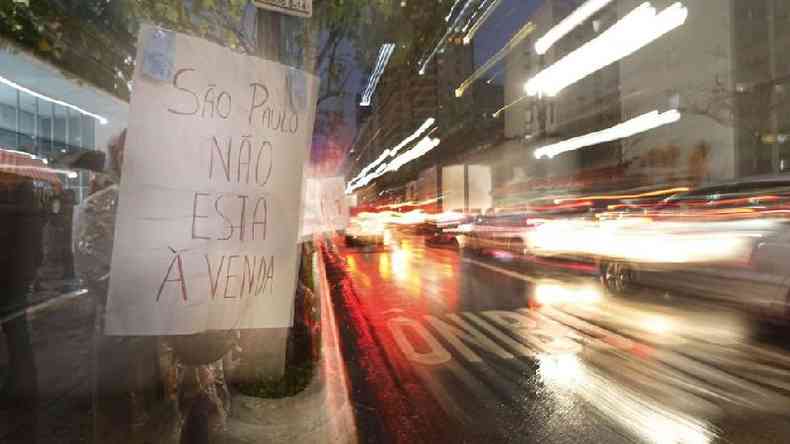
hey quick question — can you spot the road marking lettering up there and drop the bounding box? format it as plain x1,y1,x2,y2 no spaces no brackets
388,316,452,366
388,309,581,366
425,314,515,362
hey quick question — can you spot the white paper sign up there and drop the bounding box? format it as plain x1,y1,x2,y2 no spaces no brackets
300,176,349,237
106,26,319,335
254,0,312,18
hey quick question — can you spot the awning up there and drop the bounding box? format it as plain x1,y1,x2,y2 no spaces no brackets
0,148,63,188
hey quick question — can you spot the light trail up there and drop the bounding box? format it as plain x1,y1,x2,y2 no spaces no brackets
455,21,535,97
534,0,615,55
525,2,688,97
360,43,396,106
347,118,437,193
533,109,681,159
0,73,109,125
463,0,503,44
418,0,476,75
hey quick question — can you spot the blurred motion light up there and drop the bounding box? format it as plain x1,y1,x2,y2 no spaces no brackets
456,21,535,97
419,0,475,74
535,282,601,306
0,73,109,125
533,109,680,159
525,2,688,97
534,0,615,55
538,353,584,387
360,43,395,106
385,136,441,173
642,316,672,335
347,118,436,193
462,0,503,45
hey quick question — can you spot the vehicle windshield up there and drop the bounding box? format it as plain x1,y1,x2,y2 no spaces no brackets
5,1,790,443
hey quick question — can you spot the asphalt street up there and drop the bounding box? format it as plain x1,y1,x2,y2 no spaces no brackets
327,231,790,444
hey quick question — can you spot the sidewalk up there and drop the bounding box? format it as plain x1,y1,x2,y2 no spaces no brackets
0,283,94,443
218,247,358,444
1,246,357,443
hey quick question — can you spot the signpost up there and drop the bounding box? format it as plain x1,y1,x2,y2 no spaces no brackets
106,25,319,335
254,0,312,18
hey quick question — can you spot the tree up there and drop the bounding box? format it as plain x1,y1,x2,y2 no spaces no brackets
0,0,391,102
0,0,251,100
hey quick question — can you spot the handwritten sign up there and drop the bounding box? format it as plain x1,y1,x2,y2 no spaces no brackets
300,176,349,238
105,26,318,335
254,0,312,18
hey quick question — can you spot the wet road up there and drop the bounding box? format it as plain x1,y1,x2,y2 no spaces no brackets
325,231,790,444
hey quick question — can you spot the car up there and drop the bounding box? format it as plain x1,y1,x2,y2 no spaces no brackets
460,212,534,257
597,175,790,322
420,220,458,247
345,212,386,246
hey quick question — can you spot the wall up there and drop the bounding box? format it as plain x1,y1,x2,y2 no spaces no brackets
618,0,736,184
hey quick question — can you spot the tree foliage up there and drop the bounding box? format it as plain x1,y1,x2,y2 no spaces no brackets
0,0,251,100
0,0,389,104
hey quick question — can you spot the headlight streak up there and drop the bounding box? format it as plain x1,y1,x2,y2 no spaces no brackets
533,109,681,159
534,0,615,55
360,43,396,106
347,118,436,193
525,2,688,97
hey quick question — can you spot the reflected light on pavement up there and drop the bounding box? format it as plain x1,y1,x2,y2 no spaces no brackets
391,245,411,282
642,315,673,335
539,349,715,444
346,255,358,273
534,282,602,306
646,412,711,444
538,353,585,387
379,254,390,280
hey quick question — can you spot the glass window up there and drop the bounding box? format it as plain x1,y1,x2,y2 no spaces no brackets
5,2,790,444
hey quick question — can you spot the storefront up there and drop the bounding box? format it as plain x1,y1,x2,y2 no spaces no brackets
0,45,128,202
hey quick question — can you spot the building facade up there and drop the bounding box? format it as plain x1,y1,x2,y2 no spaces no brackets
495,0,786,206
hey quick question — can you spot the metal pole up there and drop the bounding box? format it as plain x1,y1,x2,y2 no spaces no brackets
79,113,84,150
768,0,779,172
236,6,310,383
15,89,20,150
65,108,70,153
34,98,39,156
50,102,55,156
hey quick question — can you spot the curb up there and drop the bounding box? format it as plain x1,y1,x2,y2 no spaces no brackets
0,287,89,324
218,248,357,444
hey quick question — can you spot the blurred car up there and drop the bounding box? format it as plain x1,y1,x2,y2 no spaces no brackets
420,221,457,247
461,212,532,257
598,175,790,322
345,212,386,246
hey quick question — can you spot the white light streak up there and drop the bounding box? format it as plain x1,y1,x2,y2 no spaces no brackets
445,0,464,22
419,0,475,75
534,0,615,55
456,21,535,97
347,118,437,193
0,74,109,125
0,164,79,178
525,2,688,97
386,136,441,172
360,43,395,106
460,0,497,37
533,109,680,159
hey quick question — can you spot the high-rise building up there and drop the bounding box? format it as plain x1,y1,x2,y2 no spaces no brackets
499,0,762,201
346,1,477,203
